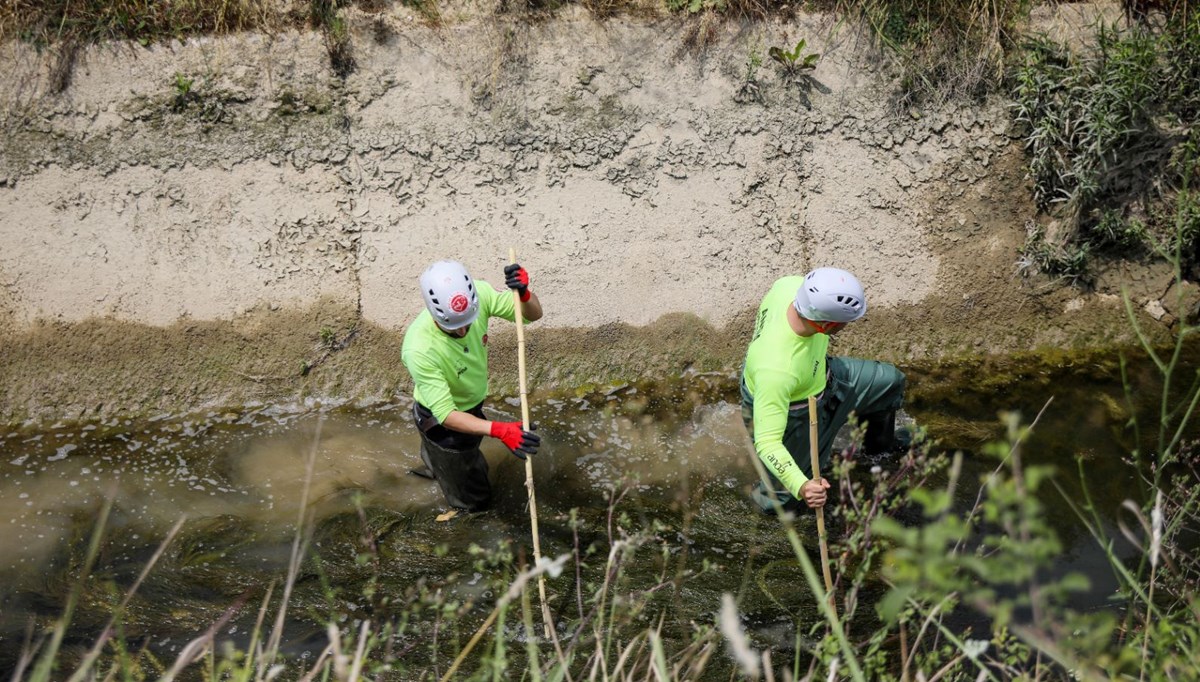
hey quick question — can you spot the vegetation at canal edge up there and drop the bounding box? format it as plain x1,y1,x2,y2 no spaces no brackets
3,2,1199,680
9,250,1199,680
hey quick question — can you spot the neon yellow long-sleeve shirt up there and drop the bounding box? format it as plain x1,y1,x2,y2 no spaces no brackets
742,276,829,497
401,280,518,423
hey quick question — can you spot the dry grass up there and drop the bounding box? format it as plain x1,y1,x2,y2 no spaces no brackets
0,0,1034,103
833,0,1032,107
0,0,286,46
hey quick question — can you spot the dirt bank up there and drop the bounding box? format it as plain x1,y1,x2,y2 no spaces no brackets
0,4,1192,424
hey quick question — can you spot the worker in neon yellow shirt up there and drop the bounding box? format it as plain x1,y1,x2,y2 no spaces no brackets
402,260,542,512
741,267,907,513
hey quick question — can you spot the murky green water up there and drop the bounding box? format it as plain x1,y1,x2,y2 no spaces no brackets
1,345,1197,672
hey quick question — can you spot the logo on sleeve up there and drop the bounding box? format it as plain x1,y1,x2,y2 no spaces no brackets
752,308,767,342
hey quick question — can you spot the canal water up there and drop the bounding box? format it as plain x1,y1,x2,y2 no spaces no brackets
0,345,1196,673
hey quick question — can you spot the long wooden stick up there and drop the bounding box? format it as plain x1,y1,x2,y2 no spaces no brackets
808,395,835,613
510,247,553,639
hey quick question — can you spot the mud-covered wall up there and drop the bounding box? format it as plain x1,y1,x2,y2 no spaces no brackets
1,16,971,329
0,5,1190,423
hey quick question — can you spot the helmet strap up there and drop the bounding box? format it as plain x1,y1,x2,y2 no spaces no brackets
807,318,845,334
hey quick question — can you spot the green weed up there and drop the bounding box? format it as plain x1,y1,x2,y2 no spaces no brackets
1013,15,1200,280
1018,219,1093,283
171,72,196,112
310,0,356,77
667,0,727,14
769,38,820,75
319,325,337,349
734,48,764,104
841,0,1032,107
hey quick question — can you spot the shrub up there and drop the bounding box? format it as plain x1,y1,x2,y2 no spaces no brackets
1013,15,1200,280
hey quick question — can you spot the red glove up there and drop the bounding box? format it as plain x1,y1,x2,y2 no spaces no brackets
504,263,531,302
489,421,540,460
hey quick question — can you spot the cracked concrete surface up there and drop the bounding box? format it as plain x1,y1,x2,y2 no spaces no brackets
0,17,989,331
0,6,1188,422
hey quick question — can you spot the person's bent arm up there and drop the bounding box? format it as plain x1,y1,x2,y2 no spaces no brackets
758,429,829,509
518,290,543,321
752,373,826,507
442,410,540,459
504,263,543,322
442,410,494,436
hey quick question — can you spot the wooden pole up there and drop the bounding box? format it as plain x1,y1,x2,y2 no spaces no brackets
510,248,553,639
809,395,835,613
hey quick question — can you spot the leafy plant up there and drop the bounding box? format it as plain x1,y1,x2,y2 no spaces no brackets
171,72,198,112
746,48,762,80
768,38,820,74
1087,208,1148,250
1018,219,1092,283
318,325,336,349
666,0,727,14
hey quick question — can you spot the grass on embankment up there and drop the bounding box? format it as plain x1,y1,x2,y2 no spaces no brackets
0,0,1062,104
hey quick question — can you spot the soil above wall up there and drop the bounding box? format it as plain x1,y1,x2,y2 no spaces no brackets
0,4,1194,424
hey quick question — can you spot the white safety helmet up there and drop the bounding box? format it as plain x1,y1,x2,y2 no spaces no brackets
793,267,867,323
419,260,479,330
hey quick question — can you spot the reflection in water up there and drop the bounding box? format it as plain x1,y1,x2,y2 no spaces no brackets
0,349,1195,669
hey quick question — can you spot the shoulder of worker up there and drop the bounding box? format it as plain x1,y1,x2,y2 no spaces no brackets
401,311,445,358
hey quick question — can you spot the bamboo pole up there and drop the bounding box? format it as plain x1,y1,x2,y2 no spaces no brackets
510,247,553,639
809,395,835,613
